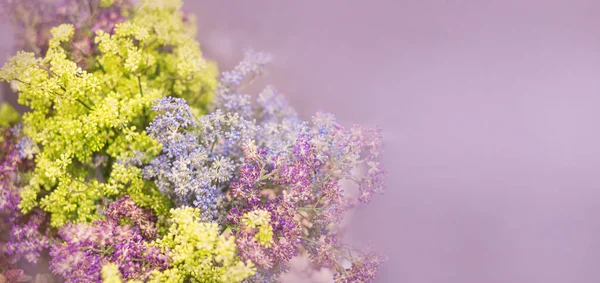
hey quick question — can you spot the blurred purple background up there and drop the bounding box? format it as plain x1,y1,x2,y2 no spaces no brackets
3,0,600,282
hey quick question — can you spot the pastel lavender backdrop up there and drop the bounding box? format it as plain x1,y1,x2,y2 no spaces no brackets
2,0,600,282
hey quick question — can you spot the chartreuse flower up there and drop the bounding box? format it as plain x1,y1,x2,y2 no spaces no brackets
99,0,115,8
242,209,274,247
150,207,255,283
101,263,123,283
0,0,218,227
0,103,20,128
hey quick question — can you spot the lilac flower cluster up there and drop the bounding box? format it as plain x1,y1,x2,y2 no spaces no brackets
5,210,49,264
333,249,387,283
49,196,169,283
0,127,22,222
143,51,306,224
0,127,49,266
228,196,302,274
144,96,256,220
104,195,158,240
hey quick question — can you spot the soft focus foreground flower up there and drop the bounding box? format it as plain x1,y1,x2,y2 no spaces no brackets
0,0,133,62
101,263,123,283
0,104,20,127
49,196,168,283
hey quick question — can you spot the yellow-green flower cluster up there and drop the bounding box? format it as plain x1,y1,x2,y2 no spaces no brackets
0,0,218,227
0,103,20,128
150,207,255,283
101,263,123,283
242,209,274,247
100,0,115,8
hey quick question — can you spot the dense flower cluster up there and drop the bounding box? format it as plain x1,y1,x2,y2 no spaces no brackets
144,97,255,220
149,207,255,282
49,196,169,283
0,124,50,267
0,0,387,282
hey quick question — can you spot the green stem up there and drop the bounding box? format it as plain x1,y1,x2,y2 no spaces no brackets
209,138,218,155
15,78,95,111
138,76,144,97
76,98,93,110
97,60,106,74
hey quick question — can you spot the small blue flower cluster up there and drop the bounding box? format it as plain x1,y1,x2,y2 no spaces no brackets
144,96,257,220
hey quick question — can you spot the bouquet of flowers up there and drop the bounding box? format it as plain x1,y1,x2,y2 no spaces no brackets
0,0,386,282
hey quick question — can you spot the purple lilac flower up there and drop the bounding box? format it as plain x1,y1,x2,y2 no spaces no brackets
226,115,385,281
333,249,386,283
228,198,302,277
0,127,49,266
309,113,386,204
0,150,21,223
310,234,338,268
49,196,168,283
104,195,157,240
5,210,49,264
